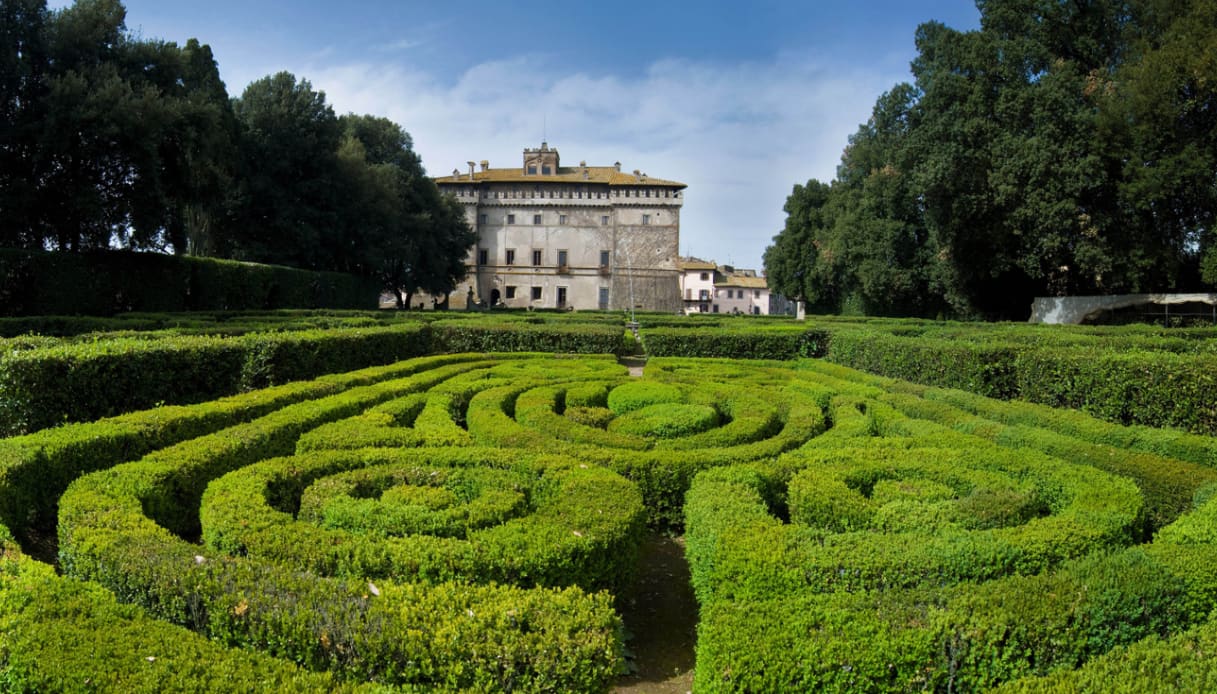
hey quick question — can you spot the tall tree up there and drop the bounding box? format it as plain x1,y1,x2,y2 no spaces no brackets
337,114,475,307
0,0,235,253
222,72,341,268
768,0,1216,319
0,0,50,249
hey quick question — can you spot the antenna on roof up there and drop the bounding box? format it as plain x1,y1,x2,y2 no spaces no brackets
542,114,547,145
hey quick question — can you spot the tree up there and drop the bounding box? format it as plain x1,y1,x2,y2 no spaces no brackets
0,0,235,253
337,114,475,307
770,0,1216,320
764,179,836,311
222,72,342,268
0,0,50,249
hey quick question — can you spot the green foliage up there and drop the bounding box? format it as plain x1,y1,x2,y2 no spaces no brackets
10,334,1217,690
605,381,684,415
764,0,1217,317
685,352,1217,692
0,552,361,693
608,403,719,438
431,319,627,355
642,325,829,359
0,324,432,435
54,357,630,691
0,4,472,295
0,248,379,316
201,449,645,594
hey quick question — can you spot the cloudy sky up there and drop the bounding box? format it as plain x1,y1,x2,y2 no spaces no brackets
76,0,982,271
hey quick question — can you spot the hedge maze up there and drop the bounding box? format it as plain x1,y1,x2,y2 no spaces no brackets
3,335,1217,691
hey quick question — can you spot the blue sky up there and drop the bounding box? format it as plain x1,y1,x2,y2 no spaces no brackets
62,1,982,270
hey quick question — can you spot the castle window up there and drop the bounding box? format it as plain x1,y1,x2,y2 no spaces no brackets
557,249,569,267
505,249,515,266
533,214,542,225
600,250,610,267
477,248,488,266
642,214,651,225
559,214,568,225
478,214,487,225
532,249,542,266
507,214,516,224
527,165,537,175
505,286,517,299
542,165,552,175
602,215,609,225
531,286,542,300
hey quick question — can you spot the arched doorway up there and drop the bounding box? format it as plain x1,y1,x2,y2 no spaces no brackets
490,288,501,306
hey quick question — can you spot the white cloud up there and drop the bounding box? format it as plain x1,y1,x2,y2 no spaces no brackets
375,38,423,53
296,52,902,270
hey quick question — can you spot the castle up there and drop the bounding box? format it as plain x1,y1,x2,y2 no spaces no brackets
434,143,685,311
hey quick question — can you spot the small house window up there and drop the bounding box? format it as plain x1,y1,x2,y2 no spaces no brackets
532,250,542,266
600,250,610,267
505,286,517,299
531,286,542,300
477,248,488,266
700,272,709,281
505,249,515,266
557,250,568,267
527,165,537,174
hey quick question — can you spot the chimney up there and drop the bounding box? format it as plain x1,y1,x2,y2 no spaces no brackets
614,162,621,172
633,169,641,181
467,161,476,180
452,168,460,177
480,160,489,172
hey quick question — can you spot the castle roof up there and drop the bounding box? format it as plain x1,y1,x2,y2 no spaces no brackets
435,166,685,189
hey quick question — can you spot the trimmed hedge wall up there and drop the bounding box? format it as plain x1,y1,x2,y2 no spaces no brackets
0,354,498,544
9,342,1217,690
0,248,380,316
683,355,1217,692
0,319,639,436
638,318,1217,434
0,325,433,435
201,449,645,595
643,325,828,360
55,358,634,691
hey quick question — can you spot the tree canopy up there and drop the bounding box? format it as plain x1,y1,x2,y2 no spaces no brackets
0,0,473,301
765,0,1217,319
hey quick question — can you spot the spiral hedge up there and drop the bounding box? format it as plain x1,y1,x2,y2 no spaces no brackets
4,350,1217,690
684,358,1217,692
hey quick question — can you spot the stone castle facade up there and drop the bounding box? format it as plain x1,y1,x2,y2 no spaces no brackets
434,143,684,312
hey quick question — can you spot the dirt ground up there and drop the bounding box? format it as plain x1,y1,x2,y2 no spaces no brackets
613,533,697,694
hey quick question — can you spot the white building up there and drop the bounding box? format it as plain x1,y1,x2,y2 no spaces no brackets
679,257,771,315
434,143,686,312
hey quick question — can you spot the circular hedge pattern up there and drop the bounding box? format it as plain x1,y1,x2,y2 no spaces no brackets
5,351,1216,692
